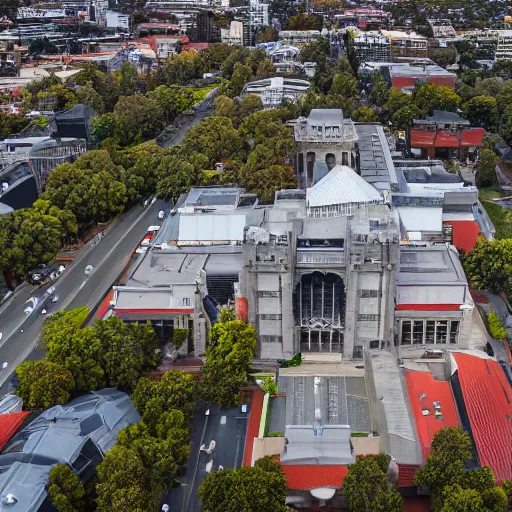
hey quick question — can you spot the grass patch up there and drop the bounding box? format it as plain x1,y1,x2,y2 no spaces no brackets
478,187,512,239
351,432,370,437
185,85,216,104
267,431,284,437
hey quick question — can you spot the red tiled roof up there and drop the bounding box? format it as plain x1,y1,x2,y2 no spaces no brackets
404,370,459,462
281,464,348,490
453,352,512,483
443,220,481,254
462,128,486,147
189,42,209,51
397,464,421,488
242,387,264,467
469,288,489,304
0,411,31,451
435,131,460,148
409,129,435,147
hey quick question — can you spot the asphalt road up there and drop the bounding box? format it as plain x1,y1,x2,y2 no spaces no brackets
0,200,164,394
167,402,248,512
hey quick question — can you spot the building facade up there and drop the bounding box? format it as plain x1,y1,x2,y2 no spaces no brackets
292,109,359,188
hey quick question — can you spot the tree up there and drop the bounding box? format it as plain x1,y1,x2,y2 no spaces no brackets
96,444,157,512
300,38,330,72
198,457,287,512
181,116,242,166
117,62,141,96
413,82,462,114
392,105,425,130
42,150,127,229
475,77,504,97
0,200,77,282
76,83,105,114
147,85,194,124
155,155,199,202
213,95,236,117
329,72,358,99
456,40,479,70
15,360,75,409
462,96,498,131
199,316,257,408
48,464,86,512
288,13,323,30
257,27,279,42
90,113,116,148
385,89,412,113
430,47,457,68
475,148,498,188
430,426,472,464
93,316,160,390
0,112,30,139
131,370,197,421
352,106,378,122
241,164,297,203
462,238,512,296
341,455,402,512
113,95,165,145
228,62,253,97
162,51,202,86
369,72,390,107
414,427,507,512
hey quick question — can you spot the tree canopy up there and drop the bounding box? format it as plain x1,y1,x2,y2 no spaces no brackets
197,456,287,512
199,313,257,408
341,454,403,512
15,360,75,409
44,309,160,394
415,427,510,512
47,464,86,512
0,200,77,282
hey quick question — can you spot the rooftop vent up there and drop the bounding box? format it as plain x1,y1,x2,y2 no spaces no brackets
1,494,18,506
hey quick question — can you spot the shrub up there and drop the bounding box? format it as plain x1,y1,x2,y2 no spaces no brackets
263,376,277,395
267,431,284,437
172,328,188,349
488,312,507,340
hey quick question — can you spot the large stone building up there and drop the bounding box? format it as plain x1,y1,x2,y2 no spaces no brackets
110,108,484,363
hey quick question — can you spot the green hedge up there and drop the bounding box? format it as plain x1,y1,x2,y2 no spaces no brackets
267,431,284,437
488,312,507,340
351,432,370,437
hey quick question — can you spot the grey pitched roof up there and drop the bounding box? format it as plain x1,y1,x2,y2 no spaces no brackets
0,462,49,512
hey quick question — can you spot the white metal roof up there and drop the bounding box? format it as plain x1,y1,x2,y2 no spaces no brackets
306,165,382,208
397,206,442,233
178,213,246,242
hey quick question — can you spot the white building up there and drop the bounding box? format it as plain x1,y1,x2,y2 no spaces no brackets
241,76,310,109
249,0,269,29
105,11,130,31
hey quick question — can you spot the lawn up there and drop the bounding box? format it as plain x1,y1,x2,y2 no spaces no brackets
478,187,512,239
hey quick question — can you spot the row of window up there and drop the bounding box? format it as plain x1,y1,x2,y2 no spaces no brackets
400,320,459,345
261,335,282,343
358,314,380,321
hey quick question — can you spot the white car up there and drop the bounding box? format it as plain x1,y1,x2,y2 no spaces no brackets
85,264,94,275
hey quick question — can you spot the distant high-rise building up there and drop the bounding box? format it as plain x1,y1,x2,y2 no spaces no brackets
249,0,269,29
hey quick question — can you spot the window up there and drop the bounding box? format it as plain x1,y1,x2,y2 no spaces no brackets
258,291,279,298
413,321,424,344
342,152,349,166
449,321,459,344
401,321,411,344
426,321,435,344
261,335,282,343
361,289,379,298
370,340,380,349
369,219,379,231
358,314,380,321
182,298,191,306
260,314,282,320
436,321,448,344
